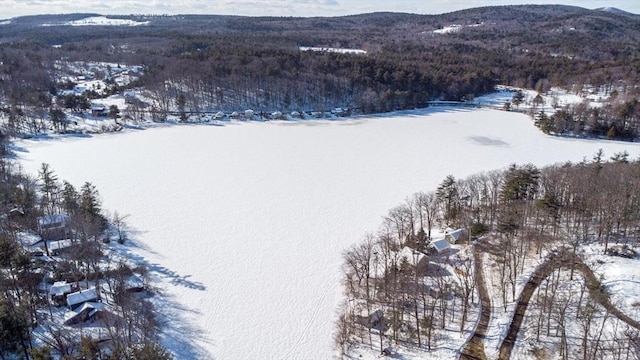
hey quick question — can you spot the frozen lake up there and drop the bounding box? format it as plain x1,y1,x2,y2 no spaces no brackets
16,108,640,359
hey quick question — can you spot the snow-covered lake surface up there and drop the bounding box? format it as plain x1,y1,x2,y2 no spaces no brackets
16,108,640,359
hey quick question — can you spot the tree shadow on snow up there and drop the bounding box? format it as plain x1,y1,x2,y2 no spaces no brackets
153,291,214,359
110,237,206,291
108,237,211,358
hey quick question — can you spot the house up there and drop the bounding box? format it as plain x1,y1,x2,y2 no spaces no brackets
8,207,24,219
124,274,145,293
37,213,70,240
428,237,452,254
244,109,255,120
50,281,72,297
356,309,386,330
64,302,105,325
230,111,240,119
49,281,74,306
444,228,467,244
214,111,225,120
91,104,108,117
398,246,428,273
66,287,100,310
271,111,283,120
124,90,136,104
7,207,25,226
331,107,346,116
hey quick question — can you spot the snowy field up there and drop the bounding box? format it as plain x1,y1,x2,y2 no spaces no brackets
16,108,640,359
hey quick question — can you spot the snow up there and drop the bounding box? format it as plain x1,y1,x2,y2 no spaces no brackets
433,24,462,34
430,238,451,253
15,108,640,359
66,287,99,308
584,244,640,316
475,85,611,114
43,16,149,27
49,281,72,296
299,46,366,54
37,213,68,227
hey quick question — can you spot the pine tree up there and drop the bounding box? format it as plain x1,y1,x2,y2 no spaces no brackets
436,175,459,224
38,163,59,215
534,111,552,134
511,90,524,108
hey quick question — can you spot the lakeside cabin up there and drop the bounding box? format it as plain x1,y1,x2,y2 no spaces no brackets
91,104,108,117
429,237,452,254
64,302,105,325
398,246,428,273
444,228,467,244
66,287,100,311
49,281,74,306
37,213,70,240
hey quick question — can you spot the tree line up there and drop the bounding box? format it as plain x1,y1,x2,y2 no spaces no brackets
534,97,640,141
337,151,640,357
2,5,640,132
0,134,172,359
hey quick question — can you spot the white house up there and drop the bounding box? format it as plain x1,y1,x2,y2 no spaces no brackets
66,287,99,310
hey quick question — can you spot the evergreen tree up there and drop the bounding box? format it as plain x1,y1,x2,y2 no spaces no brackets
38,163,59,215
79,182,106,241
0,296,31,360
511,90,525,108
109,105,120,122
62,181,79,216
48,108,66,132
129,342,173,360
38,163,60,256
436,175,459,224
534,111,552,134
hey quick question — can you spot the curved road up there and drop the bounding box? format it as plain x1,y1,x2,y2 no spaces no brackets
497,249,640,359
459,242,491,360
460,247,640,360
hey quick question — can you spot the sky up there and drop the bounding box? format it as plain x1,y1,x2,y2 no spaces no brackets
0,0,639,19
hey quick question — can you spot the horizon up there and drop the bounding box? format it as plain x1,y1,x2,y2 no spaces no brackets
0,0,638,20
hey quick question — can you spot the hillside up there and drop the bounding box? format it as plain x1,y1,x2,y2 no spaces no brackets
0,6,638,110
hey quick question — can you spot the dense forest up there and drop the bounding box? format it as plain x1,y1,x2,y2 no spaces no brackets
1,5,639,134
338,153,640,358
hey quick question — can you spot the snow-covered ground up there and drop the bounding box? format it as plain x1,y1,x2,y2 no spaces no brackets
433,24,462,34
299,46,366,54
15,108,640,359
43,16,149,27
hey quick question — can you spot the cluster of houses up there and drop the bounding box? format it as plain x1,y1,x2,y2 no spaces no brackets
24,212,147,329
210,107,349,121
427,227,467,255
397,227,468,273
357,228,468,330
